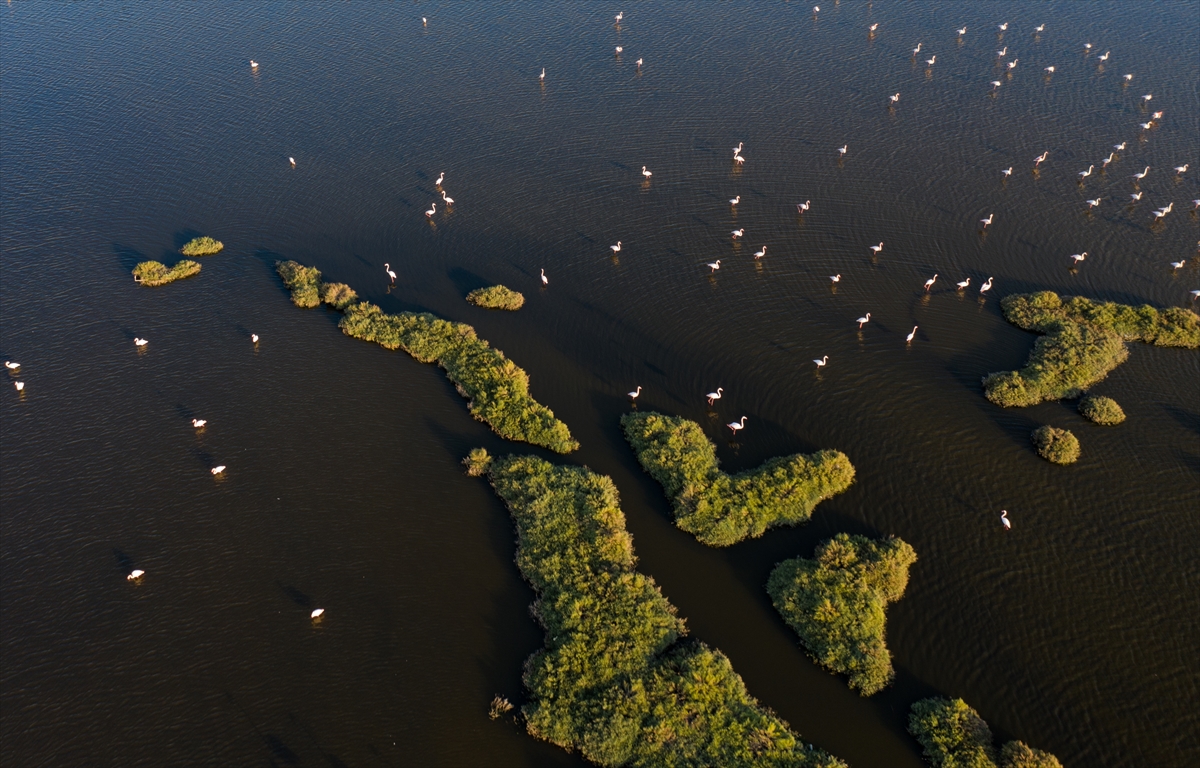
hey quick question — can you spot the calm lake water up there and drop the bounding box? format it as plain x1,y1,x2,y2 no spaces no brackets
3,2,1198,766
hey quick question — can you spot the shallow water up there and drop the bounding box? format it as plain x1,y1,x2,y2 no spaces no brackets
2,2,1198,766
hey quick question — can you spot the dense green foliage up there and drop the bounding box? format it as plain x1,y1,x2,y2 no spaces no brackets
984,292,1200,407
275,261,578,453
767,534,916,696
621,412,855,547
1078,395,1125,425
463,447,492,476
132,259,201,286
486,454,845,768
467,284,525,310
1031,426,1080,465
179,236,224,256
908,698,1061,768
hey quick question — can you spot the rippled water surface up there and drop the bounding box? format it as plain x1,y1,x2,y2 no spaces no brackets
3,3,1198,766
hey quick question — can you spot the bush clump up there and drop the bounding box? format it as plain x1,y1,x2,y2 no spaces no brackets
485,454,845,768
909,697,1062,768
1078,395,1125,425
1031,426,1080,465
621,412,855,547
275,261,578,453
463,447,492,476
467,284,525,311
179,236,224,256
767,534,917,696
132,260,201,286
984,292,1199,407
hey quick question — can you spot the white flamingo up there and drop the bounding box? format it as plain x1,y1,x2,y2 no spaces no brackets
727,416,747,434
869,23,878,32
250,60,259,69
869,242,883,255
829,274,841,283
837,145,848,157
889,93,900,105
615,11,623,22
4,362,18,370
729,195,740,206
1070,252,1087,265
797,200,811,213
1139,122,1154,131
1007,59,1018,70
425,202,436,217
435,172,444,186
906,326,918,342
997,47,1007,57
981,213,994,228
1000,510,1011,530
1034,24,1044,33
442,191,454,205
637,58,643,69
912,43,922,56
956,278,971,290
1143,94,1152,102
957,27,967,36
731,229,744,239
707,259,721,273
991,80,1002,91
1114,142,1126,151
311,608,324,619
754,245,767,259
134,338,148,346
289,157,296,167
706,387,724,405
926,55,936,67
610,241,622,253
1130,192,1143,201
192,419,206,428
1099,51,1110,61
1102,153,1115,168
540,68,545,81
924,274,938,291
734,154,745,165
1175,164,1189,175
384,263,397,283
1044,66,1055,73
615,46,623,54
1171,260,1186,270
642,166,652,179
733,142,743,156
251,334,259,343
211,465,226,475
1034,152,1049,166
980,277,994,294
14,381,24,391
127,570,145,581
1123,73,1133,82
856,312,872,329
1086,198,1102,209
628,386,642,401
540,269,548,285
1002,167,1012,177
998,23,1008,31
1078,165,1094,179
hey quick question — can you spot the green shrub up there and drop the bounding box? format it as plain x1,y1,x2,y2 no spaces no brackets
1078,395,1125,425
984,292,1199,407
275,261,578,453
467,284,525,311
1031,426,1080,465
179,236,224,256
463,447,492,476
486,454,845,768
132,259,201,286
621,412,855,547
908,698,1061,768
767,534,916,696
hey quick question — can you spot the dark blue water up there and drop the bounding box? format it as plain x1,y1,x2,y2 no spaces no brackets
3,3,1198,765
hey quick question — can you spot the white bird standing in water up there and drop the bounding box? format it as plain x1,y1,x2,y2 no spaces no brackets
1176,164,1189,175
250,60,259,69
384,263,397,283
957,27,967,36
615,46,623,54
1044,66,1055,73
707,259,721,273
134,338,148,346
980,213,994,228
435,172,444,186
1086,198,1102,209
991,80,1002,91
798,200,811,213
1001,167,1012,177
1133,166,1150,181
870,242,884,255
889,93,900,105
1007,59,1018,70
1114,142,1126,151
837,145,848,157
998,23,1008,31
912,43,922,56
1143,94,1153,102
1034,24,1045,33
980,277,994,294
425,202,436,217
813,355,828,368
636,58,643,69
754,245,767,259
642,166,652,179
1078,165,1094,179
1102,153,1115,168
610,241,622,253
1034,151,1049,167
706,387,723,405
727,416,747,434
540,269,548,285
731,229,744,239
311,608,324,619
1123,73,1133,82
211,465,226,475
829,274,841,283
4,362,18,370
869,23,878,32
956,278,971,290
1130,192,1143,201
289,157,296,167
926,55,936,67
615,11,623,22
997,47,1007,57
127,570,145,581
1070,252,1088,265
441,191,454,205
729,195,740,206
856,312,872,329
906,326,918,342
14,381,24,391
924,274,938,291
1000,510,1011,530
1099,51,1110,62
192,419,207,428
540,68,545,81
628,386,642,401
1171,260,1186,270
251,334,259,343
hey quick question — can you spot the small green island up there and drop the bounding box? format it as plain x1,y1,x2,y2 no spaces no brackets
621,412,855,547
276,261,578,453
767,534,917,696
983,292,1199,408
480,450,845,768
909,697,1062,768
1031,426,1080,465
1078,395,1125,425
132,259,201,286
179,236,224,256
466,284,525,310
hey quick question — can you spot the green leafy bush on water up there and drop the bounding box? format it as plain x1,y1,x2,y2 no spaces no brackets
983,292,1199,408
275,261,578,453
132,259,201,286
1031,426,1080,465
908,698,1062,768
467,284,525,310
485,453,845,768
1078,395,1125,425
179,236,224,256
621,412,854,547
767,534,916,696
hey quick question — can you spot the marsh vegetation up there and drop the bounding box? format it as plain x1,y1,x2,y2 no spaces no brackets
984,292,1199,408
484,453,845,768
1031,426,1080,465
276,261,577,453
767,534,917,696
1078,395,1125,425
467,284,525,310
621,412,854,547
908,697,1062,768
132,259,201,286
179,236,224,256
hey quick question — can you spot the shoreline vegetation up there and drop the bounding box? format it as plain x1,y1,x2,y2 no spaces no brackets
1031,426,1080,465
275,261,578,453
467,284,525,310
767,534,917,696
983,291,1200,408
621,412,855,547
179,236,224,256
909,697,1062,768
132,259,201,286
482,451,845,768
